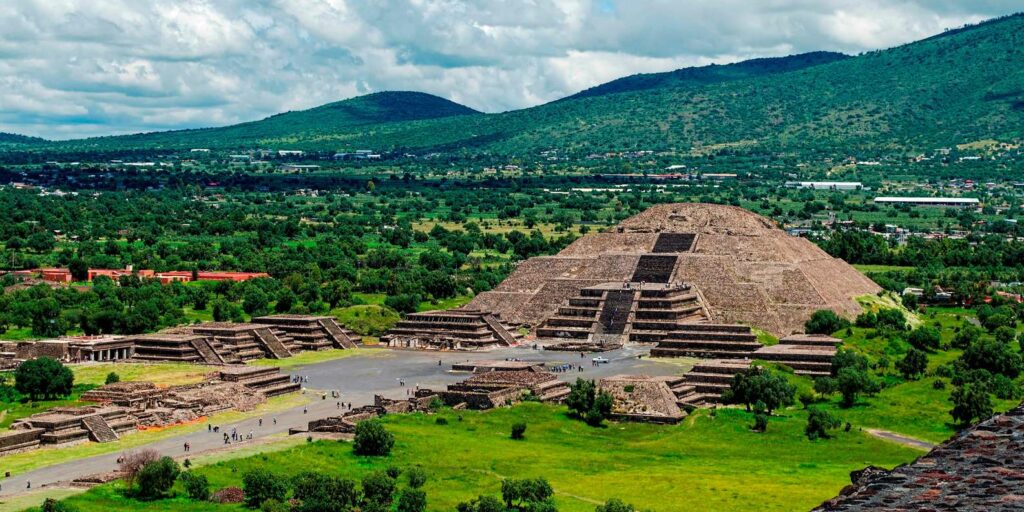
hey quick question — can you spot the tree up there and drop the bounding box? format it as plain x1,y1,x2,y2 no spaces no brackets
961,339,1023,378
994,326,1017,344
30,297,65,337
180,471,210,501
566,379,614,426
353,420,395,456
805,408,842,440
595,499,639,512
362,471,397,511
243,469,288,508
15,357,74,400
502,478,555,511
805,310,849,335
291,472,359,512
68,258,89,281
875,308,907,331
119,449,160,491
953,323,983,349
722,367,795,414
836,366,878,407
831,348,870,377
105,372,120,385
456,495,506,512
397,489,427,512
136,456,180,499
896,348,928,380
907,326,941,351
511,422,527,440
950,383,994,426
406,467,428,489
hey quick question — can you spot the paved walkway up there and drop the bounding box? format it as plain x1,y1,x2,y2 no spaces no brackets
865,428,936,451
0,345,666,500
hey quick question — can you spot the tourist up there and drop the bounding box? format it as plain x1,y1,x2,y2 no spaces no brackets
207,423,211,432
259,418,263,427
273,417,277,425
303,407,307,414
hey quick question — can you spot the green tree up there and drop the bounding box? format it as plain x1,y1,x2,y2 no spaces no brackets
907,326,941,351
68,258,89,281
595,499,639,512
896,348,928,380
180,471,210,501
501,478,555,511
242,469,288,508
406,467,428,489
950,383,994,426
353,420,395,456
836,366,879,407
362,471,397,511
15,357,74,400
961,339,1023,378
105,372,120,385
456,495,505,512
722,367,796,414
291,472,359,512
805,408,842,440
136,456,180,499
397,489,427,512
804,310,849,335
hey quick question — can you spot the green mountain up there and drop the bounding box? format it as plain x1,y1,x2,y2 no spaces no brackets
0,132,46,146
29,13,1024,156
562,51,849,101
52,91,479,151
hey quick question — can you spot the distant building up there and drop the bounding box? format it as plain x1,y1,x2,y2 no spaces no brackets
700,173,737,180
785,181,863,190
281,164,320,171
277,150,304,157
874,197,979,207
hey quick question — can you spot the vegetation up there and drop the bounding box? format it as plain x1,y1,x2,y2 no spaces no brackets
14,357,73,400
565,379,614,427
353,420,395,456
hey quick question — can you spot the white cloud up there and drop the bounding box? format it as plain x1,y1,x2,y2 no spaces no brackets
0,0,1018,139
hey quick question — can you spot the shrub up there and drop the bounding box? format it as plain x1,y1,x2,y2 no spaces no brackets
567,378,614,426
994,326,1017,344
136,456,180,499
259,499,290,512
932,379,946,390
435,417,448,425
596,498,638,512
242,469,287,508
180,471,210,501
805,310,849,335
950,383,994,426
362,471,398,510
724,366,796,414
511,422,527,440
105,372,120,385
952,324,983,349
875,308,907,330
907,326,941,351
406,467,428,489
353,420,395,456
397,488,428,512
292,471,359,511
41,499,78,512
805,408,842,440
119,449,160,490
752,411,769,433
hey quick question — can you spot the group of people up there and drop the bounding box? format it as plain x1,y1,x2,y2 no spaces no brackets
551,363,583,373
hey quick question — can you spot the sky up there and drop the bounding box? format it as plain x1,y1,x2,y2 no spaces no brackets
0,1,1021,140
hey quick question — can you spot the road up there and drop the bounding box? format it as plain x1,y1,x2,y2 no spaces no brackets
0,344,673,501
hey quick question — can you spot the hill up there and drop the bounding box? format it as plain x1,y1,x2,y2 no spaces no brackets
0,132,46,147
26,13,1024,156
47,91,479,151
563,51,848,101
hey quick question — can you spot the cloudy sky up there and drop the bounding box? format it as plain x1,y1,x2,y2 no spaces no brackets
1,1,1020,140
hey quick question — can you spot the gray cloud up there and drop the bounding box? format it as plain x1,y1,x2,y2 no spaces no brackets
0,0,1019,139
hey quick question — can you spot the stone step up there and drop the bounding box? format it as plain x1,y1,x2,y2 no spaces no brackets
81,415,118,443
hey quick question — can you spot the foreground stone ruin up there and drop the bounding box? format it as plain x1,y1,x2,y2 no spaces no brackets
0,315,362,368
382,309,522,350
598,375,687,424
302,393,441,435
816,401,1024,511
0,366,298,456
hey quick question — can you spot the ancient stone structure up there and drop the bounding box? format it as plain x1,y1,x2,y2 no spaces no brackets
436,370,570,408
127,333,221,364
450,360,546,373
598,375,687,424
816,401,1024,511
466,203,878,338
382,309,521,350
253,314,360,351
0,366,297,456
304,391,439,434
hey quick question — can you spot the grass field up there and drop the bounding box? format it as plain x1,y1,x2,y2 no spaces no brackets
46,403,919,512
247,348,374,370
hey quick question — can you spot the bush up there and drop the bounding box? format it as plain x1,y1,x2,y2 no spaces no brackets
907,326,941,351
291,471,359,512
242,469,287,508
596,498,638,512
406,467,428,489
40,498,78,512
950,383,994,426
105,372,120,385
353,420,395,456
456,495,506,512
566,378,614,426
805,310,849,335
952,324,983,349
259,499,290,512
805,408,842,440
932,379,946,390
136,456,180,499
397,488,428,512
511,422,527,440
752,411,769,433
961,339,1023,378
180,471,210,501
119,449,160,490
875,308,907,330
14,357,74,400
362,471,398,510
435,417,448,425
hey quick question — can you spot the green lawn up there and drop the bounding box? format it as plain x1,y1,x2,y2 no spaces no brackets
48,403,919,512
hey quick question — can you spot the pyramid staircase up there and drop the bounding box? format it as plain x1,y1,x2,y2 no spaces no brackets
630,255,678,283
672,359,752,407
651,233,696,253
189,336,225,364
81,415,119,443
253,327,293,359
628,284,710,343
219,367,301,397
253,315,339,352
318,318,358,349
598,290,636,335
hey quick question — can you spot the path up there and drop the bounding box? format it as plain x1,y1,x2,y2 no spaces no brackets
0,344,667,503
865,429,936,451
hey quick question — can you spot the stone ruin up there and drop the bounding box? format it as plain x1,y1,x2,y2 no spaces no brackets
0,366,298,456
598,375,687,424
816,401,1024,511
464,203,878,340
382,309,522,350
3,315,362,369
435,369,571,409
302,392,440,435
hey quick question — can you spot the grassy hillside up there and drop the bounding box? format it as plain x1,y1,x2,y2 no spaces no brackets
563,51,848,101
26,13,1024,156
0,132,46,148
